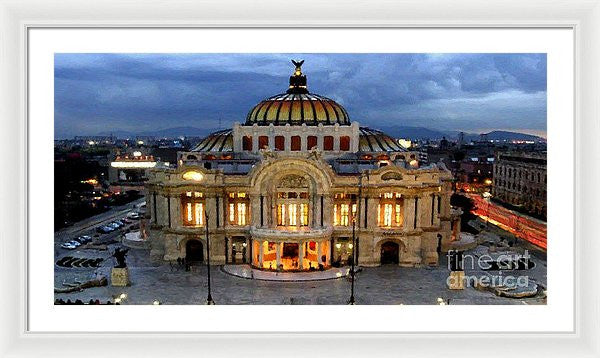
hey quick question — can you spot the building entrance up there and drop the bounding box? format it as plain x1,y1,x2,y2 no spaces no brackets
186,239,204,263
380,241,400,265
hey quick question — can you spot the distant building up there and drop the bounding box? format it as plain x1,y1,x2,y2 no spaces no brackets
492,152,546,218
109,148,166,193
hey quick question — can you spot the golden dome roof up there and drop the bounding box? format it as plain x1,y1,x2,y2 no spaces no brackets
245,60,350,126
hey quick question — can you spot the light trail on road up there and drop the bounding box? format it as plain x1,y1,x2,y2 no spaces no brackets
467,194,547,249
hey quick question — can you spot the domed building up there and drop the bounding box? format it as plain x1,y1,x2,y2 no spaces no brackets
145,60,461,272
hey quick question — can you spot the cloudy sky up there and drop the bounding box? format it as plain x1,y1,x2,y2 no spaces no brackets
54,53,547,139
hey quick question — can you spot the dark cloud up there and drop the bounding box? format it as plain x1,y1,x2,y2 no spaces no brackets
54,53,546,138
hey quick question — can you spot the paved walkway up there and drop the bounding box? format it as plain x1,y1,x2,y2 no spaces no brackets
222,265,352,281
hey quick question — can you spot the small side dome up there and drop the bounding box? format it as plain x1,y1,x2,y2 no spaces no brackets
191,129,233,152
359,127,407,152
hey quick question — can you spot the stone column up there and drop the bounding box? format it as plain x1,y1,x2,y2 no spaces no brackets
403,195,416,232
298,241,305,269
259,241,264,268
366,195,378,230
168,194,178,229
322,195,333,227
317,241,322,264
276,242,282,269
418,194,431,228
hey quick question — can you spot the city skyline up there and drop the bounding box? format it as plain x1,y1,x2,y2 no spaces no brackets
54,53,547,139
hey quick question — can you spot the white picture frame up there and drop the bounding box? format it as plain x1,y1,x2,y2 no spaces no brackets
1,0,599,357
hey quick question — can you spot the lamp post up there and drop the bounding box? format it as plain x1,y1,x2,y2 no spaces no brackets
205,211,215,305
348,215,356,305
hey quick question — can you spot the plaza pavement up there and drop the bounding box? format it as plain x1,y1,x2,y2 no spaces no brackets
54,241,547,305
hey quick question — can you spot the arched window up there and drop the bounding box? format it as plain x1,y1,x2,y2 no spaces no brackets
333,193,357,226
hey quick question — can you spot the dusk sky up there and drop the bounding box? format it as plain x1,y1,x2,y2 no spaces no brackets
54,53,547,139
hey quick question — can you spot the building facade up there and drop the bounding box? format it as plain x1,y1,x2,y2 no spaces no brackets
146,61,461,270
492,152,547,218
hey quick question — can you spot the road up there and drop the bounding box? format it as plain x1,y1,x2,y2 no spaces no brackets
54,197,146,248
467,194,547,249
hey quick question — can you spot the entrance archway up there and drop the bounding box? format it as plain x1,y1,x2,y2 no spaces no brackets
186,239,204,263
380,241,400,265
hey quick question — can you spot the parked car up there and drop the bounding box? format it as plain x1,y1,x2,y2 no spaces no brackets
60,242,78,250
108,222,121,230
78,235,92,244
96,226,114,233
127,212,141,219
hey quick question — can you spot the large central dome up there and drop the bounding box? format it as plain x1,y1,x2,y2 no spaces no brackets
245,60,350,126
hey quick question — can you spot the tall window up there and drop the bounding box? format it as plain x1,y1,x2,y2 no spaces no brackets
291,136,301,151
377,192,403,228
340,136,350,151
182,191,205,227
307,136,317,150
333,193,357,226
324,136,334,151
227,192,250,226
258,136,269,149
275,136,285,151
242,135,252,151
276,191,310,228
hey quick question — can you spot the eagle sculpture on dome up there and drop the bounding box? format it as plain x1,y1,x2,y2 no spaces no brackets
292,59,304,71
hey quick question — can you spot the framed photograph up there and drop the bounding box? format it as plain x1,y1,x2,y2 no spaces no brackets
1,0,599,357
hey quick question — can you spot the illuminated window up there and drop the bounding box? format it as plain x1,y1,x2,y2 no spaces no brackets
182,171,203,181
237,203,246,225
276,190,309,228
333,193,358,226
300,204,308,226
277,204,286,226
378,193,403,228
288,204,297,226
383,204,393,226
228,192,249,226
182,192,205,227
340,204,349,226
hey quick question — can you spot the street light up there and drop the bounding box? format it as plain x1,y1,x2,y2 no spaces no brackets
205,211,215,305
348,215,356,305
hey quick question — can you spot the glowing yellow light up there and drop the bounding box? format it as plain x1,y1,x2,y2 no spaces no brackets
114,298,122,304
132,151,142,157
335,243,342,249
484,179,493,185
120,293,127,299
111,161,156,168
348,243,353,249
152,300,160,305
295,70,301,75
409,160,418,167
182,171,203,181
137,140,144,145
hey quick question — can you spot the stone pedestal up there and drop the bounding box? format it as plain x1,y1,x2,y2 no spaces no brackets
111,267,130,287
447,270,465,290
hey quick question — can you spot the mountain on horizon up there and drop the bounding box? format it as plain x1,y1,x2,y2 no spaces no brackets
92,125,545,143
96,126,215,138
